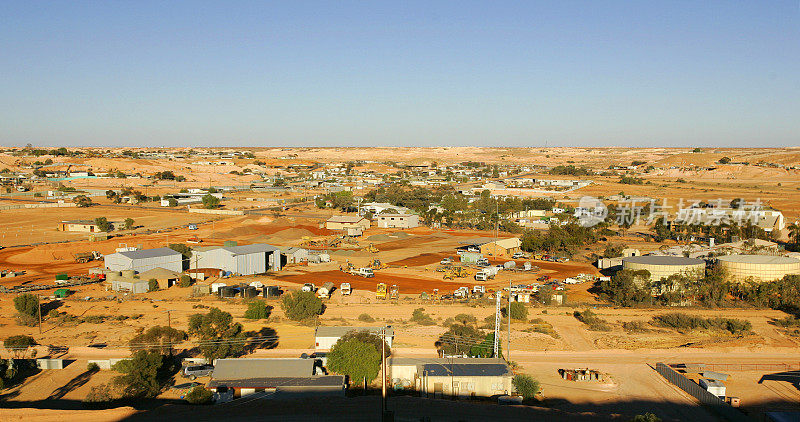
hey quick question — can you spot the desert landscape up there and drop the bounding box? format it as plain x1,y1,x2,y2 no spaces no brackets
0,146,798,422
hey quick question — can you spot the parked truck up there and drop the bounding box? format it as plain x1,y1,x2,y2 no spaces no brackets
317,282,335,298
74,251,102,263
340,282,352,295
376,283,387,299
474,266,499,281
389,284,399,300
357,267,374,278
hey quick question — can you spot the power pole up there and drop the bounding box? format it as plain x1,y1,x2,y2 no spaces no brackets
381,327,387,417
38,294,42,334
507,279,512,362
167,310,172,328
493,291,501,358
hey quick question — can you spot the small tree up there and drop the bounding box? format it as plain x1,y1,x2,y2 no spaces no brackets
124,218,135,230
83,383,113,404
358,313,375,323
178,274,192,288
327,337,381,387
73,195,93,207
454,313,477,326
281,291,324,321
168,198,178,207
244,299,271,320
630,414,662,422
112,350,167,398
148,279,160,292
95,217,112,232
512,374,540,400
202,194,220,209
129,326,187,355
4,335,36,358
168,243,192,258
718,156,731,164
503,302,528,321
188,308,245,361
13,293,39,326
185,385,213,404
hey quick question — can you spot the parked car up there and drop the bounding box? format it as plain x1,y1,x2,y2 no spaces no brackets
440,258,453,265
476,257,490,267
512,252,526,259
302,283,316,292
183,364,214,380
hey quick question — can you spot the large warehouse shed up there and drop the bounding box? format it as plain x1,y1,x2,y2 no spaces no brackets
716,255,800,283
191,243,281,275
208,358,344,398
104,247,183,273
622,255,706,282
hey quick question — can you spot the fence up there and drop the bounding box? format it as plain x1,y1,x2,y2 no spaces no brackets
0,202,77,211
682,363,800,372
188,207,244,216
654,362,752,422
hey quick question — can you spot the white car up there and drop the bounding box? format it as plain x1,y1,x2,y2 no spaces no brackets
440,258,453,265
512,252,526,259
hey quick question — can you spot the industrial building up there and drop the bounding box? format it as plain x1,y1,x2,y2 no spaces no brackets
325,216,370,232
716,255,800,283
58,219,113,233
376,213,420,229
208,358,345,398
281,247,309,264
138,267,182,289
388,357,513,398
480,238,522,257
621,255,706,282
104,247,183,273
314,326,394,350
191,243,281,275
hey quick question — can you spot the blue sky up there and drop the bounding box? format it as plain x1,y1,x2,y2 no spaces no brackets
1,1,798,147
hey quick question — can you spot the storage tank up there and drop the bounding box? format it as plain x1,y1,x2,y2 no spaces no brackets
621,256,705,282
240,286,258,298
219,286,238,298
716,255,800,283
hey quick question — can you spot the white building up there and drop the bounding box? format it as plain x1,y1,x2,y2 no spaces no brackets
104,247,183,273
376,214,420,229
191,243,281,275
314,326,394,350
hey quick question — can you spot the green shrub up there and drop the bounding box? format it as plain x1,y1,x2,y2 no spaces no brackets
148,279,160,292
178,275,192,288
280,291,324,321
83,383,112,403
87,362,100,372
622,321,650,333
512,374,540,400
410,308,435,326
184,385,213,404
573,310,611,331
651,313,751,335
357,313,375,323
503,302,528,321
244,300,270,320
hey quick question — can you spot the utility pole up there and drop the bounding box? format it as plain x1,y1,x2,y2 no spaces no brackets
507,279,512,362
493,291,501,358
381,327,388,418
37,294,42,334
166,310,172,328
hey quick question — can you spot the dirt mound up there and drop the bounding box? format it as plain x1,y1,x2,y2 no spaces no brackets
367,232,413,242
270,228,316,240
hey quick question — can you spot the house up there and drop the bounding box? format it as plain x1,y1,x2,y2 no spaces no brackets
208,358,344,398
59,220,110,233
388,357,513,398
314,326,394,350
325,216,370,232
480,238,522,257
138,267,182,289
376,214,420,229
360,202,412,216
110,278,149,294
104,247,183,273
282,247,309,264
191,243,281,275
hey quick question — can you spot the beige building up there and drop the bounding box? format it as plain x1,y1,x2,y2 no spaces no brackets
59,219,104,232
388,358,513,398
325,216,370,231
716,255,800,283
480,238,522,257
622,255,706,282
377,214,420,229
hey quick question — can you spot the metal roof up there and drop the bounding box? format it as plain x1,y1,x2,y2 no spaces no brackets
717,255,799,265
623,255,704,266
212,358,314,381
117,247,182,260
138,267,181,279
221,243,280,255
208,375,344,389
389,357,504,367
421,363,512,377
315,326,394,338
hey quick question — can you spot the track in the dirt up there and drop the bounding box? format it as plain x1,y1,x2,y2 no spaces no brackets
388,252,454,267
276,269,476,294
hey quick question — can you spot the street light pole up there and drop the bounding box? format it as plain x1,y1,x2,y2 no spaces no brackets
507,279,512,362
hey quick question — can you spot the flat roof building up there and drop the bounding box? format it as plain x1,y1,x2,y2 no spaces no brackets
104,247,183,273
622,255,706,282
315,326,394,350
208,358,344,398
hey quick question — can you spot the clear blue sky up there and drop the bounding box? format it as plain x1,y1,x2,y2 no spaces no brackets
1,1,798,147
